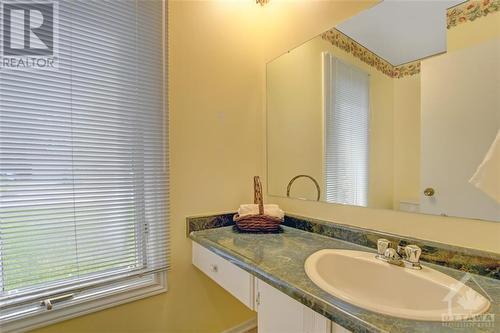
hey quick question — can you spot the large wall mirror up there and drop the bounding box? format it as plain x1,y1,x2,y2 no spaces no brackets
267,0,499,222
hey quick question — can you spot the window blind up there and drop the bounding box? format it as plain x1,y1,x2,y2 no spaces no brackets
323,53,369,207
0,0,168,314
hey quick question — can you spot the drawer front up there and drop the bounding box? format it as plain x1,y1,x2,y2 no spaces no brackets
192,242,254,309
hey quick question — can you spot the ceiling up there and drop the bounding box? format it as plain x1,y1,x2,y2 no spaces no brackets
336,0,466,66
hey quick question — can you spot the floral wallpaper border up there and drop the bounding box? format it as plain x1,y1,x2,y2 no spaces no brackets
320,29,421,79
321,0,499,79
447,0,499,28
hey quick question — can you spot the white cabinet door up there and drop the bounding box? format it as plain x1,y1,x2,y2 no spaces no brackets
331,321,352,333
304,306,351,333
303,306,332,333
256,279,306,333
256,279,331,333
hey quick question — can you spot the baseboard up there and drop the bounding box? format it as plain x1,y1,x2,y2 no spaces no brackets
220,318,257,333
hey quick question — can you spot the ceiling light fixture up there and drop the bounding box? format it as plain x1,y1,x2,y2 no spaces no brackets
256,0,269,6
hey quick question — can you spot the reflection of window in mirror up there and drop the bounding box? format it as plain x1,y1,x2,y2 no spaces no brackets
323,53,369,207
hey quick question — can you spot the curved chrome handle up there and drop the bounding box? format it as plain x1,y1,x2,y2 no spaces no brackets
286,174,321,201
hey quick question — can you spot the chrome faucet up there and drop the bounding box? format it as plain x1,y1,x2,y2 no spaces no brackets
376,239,422,270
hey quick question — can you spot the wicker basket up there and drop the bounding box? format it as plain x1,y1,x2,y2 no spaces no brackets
233,176,283,232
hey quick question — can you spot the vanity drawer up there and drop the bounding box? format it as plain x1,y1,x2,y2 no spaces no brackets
192,242,254,309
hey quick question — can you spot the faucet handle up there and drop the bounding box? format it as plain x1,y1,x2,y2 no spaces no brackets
377,239,391,256
404,245,422,264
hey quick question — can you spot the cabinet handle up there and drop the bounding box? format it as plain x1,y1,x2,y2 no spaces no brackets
256,292,260,306
209,264,218,273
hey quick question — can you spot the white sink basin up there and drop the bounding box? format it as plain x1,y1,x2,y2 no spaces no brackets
305,249,490,321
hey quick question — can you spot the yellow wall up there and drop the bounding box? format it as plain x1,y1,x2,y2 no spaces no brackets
447,10,500,51
369,66,394,209
267,39,325,201
393,74,421,207
31,1,376,333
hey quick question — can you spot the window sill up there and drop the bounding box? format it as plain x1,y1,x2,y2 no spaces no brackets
1,272,167,333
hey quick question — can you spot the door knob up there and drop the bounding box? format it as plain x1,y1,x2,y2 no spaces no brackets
424,188,435,197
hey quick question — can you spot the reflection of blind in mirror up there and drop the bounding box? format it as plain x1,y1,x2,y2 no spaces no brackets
323,53,369,207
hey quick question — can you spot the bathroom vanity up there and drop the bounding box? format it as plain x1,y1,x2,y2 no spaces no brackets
188,214,499,333
193,242,337,333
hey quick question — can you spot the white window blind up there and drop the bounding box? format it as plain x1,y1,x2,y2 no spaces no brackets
0,0,168,325
323,53,369,207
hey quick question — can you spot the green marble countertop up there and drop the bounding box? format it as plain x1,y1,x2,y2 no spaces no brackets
190,226,499,333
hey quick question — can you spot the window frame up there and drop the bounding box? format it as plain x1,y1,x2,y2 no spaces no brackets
0,0,168,331
1,272,167,333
